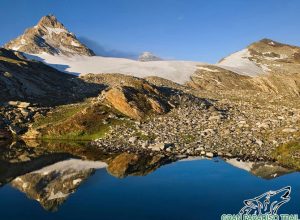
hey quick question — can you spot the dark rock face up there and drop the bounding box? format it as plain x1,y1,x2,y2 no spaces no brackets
0,47,104,135
0,48,101,106
4,15,95,56
0,141,72,187
0,116,12,140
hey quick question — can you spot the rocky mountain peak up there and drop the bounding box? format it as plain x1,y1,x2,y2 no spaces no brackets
4,15,95,56
37,14,62,28
257,38,282,47
138,51,162,62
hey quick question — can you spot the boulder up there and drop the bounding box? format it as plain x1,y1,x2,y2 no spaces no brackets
149,143,174,151
102,83,171,120
205,152,214,158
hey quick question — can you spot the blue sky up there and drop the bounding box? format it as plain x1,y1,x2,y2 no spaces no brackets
0,0,299,63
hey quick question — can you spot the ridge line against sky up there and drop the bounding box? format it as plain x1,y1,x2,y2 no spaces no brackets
0,0,299,63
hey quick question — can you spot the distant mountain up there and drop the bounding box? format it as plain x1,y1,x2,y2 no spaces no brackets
138,51,162,62
4,15,94,56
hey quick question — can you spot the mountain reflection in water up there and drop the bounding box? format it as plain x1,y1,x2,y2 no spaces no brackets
0,140,296,214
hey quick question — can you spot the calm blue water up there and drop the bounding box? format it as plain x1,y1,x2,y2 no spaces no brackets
0,158,299,220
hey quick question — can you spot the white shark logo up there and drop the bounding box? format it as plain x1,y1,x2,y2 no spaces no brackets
239,186,291,215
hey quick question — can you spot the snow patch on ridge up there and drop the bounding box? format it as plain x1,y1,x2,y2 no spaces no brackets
71,41,80,47
198,66,219,72
218,49,263,76
45,27,67,35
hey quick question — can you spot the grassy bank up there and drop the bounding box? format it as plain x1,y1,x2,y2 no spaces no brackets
29,101,127,141
272,141,300,170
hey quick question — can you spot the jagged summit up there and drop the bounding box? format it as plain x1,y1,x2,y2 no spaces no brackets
37,14,62,28
138,51,162,62
4,15,95,56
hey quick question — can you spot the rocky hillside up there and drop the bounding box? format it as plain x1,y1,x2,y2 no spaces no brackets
189,39,300,96
138,52,162,62
218,38,300,76
188,65,254,91
83,74,172,120
189,65,300,96
4,15,94,56
0,48,100,105
22,73,174,140
0,47,103,136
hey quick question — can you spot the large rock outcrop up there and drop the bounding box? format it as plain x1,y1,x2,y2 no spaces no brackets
83,73,173,120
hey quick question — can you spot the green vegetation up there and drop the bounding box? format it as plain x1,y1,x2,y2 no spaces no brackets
31,102,127,141
0,56,25,64
134,131,156,141
30,139,112,161
32,103,88,128
272,141,300,170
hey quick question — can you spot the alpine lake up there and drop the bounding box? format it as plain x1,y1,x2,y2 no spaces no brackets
0,140,299,220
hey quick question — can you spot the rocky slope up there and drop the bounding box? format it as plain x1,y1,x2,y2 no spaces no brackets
22,74,175,139
0,48,100,105
83,74,172,120
138,51,162,62
0,47,103,136
189,39,300,96
4,15,94,56
92,89,300,164
218,38,300,76
189,64,300,96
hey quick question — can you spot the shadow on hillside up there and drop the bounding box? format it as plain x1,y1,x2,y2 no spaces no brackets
24,53,79,75
0,51,108,106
